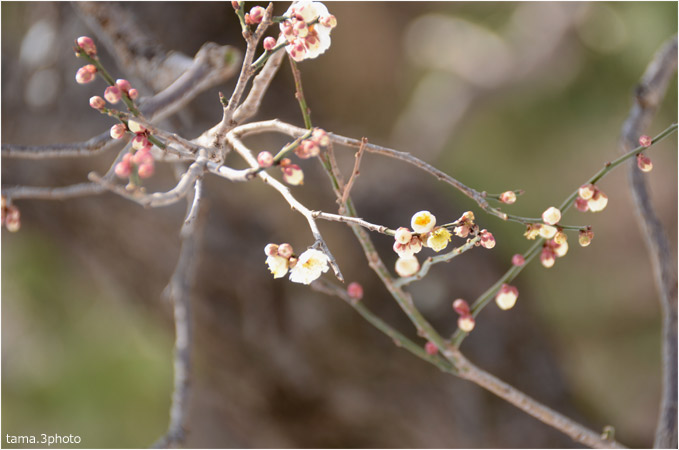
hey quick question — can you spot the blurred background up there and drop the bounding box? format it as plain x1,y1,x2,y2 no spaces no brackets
2,2,677,448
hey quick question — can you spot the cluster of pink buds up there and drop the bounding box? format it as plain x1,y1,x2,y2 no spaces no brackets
295,128,330,159
575,184,608,213
453,299,475,332
278,1,337,62
113,120,155,181
1,197,21,232
452,211,476,238
279,158,304,185
264,242,330,284
540,231,568,268
499,190,517,204
495,284,519,310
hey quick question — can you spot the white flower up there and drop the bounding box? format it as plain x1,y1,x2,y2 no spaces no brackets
395,255,420,277
411,210,436,234
266,255,289,278
541,206,561,226
289,248,329,284
278,1,336,61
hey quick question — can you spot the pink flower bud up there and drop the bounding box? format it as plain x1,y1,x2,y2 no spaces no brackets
638,135,652,147
137,161,155,179
347,282,363,301
249,6,265,23
89,96,105,110
511,254,525,266
495,284,519,310
264,243,279,257
637,153,653,172
257,151,274,167
263,36,277,51
424,341,438,355
77,36,97,56
231,0,240,9
479,229,495,249
110,123,127,139
575,196,589,212
278,243,294,258
458,315,475,333
295,139,319,159
115,160,132,178
499,190,516,204
127,120,146,134
132,147,154,166
540,248,555,268
132,134,149,150
128,88,139,100
75,64,97,84
115,79,131,92
104,85,122,104
452,298,471,316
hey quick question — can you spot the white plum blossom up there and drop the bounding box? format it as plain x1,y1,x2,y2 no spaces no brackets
266,255,289,278
289,248,329,284
278,1,336,62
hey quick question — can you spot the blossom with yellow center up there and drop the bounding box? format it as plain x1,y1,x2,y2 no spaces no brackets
289,248,329,284
426,227,452,252
411,210,436,234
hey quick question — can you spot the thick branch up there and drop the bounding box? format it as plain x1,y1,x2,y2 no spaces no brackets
619,35,678,449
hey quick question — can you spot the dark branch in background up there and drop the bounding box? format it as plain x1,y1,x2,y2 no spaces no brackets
152,180,207,449
619,34,678,449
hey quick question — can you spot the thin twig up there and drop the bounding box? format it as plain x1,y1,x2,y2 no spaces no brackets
339,137,366,213
1,182,107,200
310,278,456,374
311,210,394,235
1,131,122,159
618,34,678,449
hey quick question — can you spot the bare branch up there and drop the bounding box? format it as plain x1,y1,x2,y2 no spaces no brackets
339,137,366,213
233,49,286,124
1,182,106,200
618,34,678,449
311,210,393,235
1,131,123,159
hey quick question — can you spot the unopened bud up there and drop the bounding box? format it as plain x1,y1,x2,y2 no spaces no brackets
75,64,96,84
637,153,653,172
587,191,608,212
248,6,265,24
575,196,589,212
579,229,594,247
89,96,105,110
264,243,279,257
104,85,122,104
495,284,519,310
511,254,525,266
479,229,495,249
638,135,652,147
263,36,277,51
395,255,419,277
76,36,97,56
540,248,555,268
278,243,294,259
137,162,155,179
115,79,131,92
257,151,274,167
424,341,438,355
458,315,475,332
347,282,363,301
320,14,337,28
127,119,146,134
452,298,471,316
110,123,127,139
499,190,516,204
394,227,412,245
5,205,21,232
128,88,139,100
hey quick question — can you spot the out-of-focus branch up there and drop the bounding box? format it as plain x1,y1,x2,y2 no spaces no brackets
1,132,125,159
1,182,106,200
618,35,678,449
232,49,285,124
451,349,627,449
152,180,206,449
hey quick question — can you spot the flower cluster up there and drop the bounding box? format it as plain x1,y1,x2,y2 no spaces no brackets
112,120,156,181
392,210,494,278
264,243,329,285
453,299,475,332
258,129,331,186
540,230,568,268
1,197,20,232
575,184,608,213
277,1,337,62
